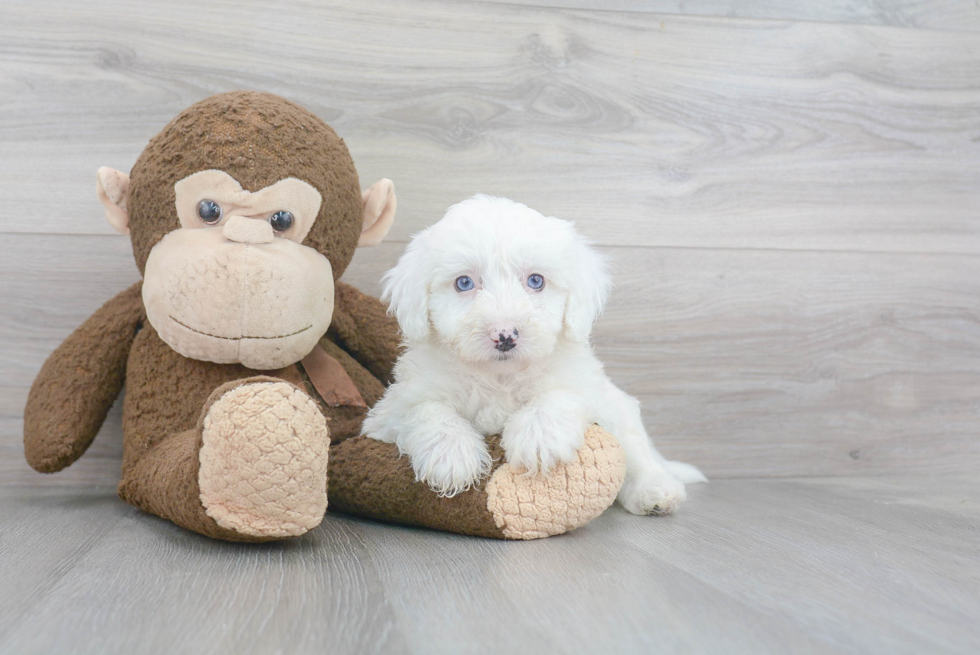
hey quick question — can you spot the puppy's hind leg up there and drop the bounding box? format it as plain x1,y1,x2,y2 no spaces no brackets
605,388,705,515
615,430,688,516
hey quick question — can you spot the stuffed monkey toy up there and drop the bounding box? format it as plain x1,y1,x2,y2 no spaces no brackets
23,91,625,542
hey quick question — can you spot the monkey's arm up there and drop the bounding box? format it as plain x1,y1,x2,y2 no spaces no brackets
24,282,144,472
327,281,402,385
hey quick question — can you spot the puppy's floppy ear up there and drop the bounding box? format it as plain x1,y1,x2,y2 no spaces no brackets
381,229,433,342
563,228,612,342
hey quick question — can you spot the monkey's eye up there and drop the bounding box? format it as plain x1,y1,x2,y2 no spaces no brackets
527,273,545,290
197,199,223,224
269,210,294,232
455,276,475,292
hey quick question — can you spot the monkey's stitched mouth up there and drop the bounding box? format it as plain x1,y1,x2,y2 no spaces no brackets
170,316,313,340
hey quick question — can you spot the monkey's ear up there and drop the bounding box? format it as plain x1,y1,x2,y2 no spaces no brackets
96,167,131,236
359,179,397,247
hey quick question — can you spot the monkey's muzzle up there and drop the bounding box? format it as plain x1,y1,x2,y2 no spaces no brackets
142,227,334,370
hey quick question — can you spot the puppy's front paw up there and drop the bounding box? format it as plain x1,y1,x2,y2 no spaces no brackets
408,429,493,497
618,472,687,516
502,411,583,476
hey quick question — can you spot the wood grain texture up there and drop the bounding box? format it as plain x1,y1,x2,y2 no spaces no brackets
1,0,979,254
0,488,132,638
0,489,408,655
4,235,977,483
2,476,978,654
476,0,980,33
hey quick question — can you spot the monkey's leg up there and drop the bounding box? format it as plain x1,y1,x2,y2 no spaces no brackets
118,377,329,542
328,425,626,540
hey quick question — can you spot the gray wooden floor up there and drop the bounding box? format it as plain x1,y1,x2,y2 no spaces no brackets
2,0,979,653
2,476,978,654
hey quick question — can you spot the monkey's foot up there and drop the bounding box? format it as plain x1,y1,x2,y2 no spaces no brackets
329,425,626,540
485,426,626,539
198,381,329,539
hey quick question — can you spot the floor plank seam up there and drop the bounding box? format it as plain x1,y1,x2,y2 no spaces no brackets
456,0,980,35
7,231,980,260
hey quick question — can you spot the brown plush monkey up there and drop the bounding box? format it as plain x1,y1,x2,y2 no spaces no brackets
23,91,625,542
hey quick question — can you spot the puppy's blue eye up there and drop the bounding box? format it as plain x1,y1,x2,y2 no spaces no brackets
455,276,475,292
527,273,545,290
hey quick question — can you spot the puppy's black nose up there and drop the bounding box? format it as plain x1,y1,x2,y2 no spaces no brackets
490,327,519,352
495,336,516,352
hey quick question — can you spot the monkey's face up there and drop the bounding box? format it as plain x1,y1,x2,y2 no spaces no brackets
95,92,398,370
141,170,334,370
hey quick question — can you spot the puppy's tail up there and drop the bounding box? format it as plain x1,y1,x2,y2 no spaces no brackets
666,460,708,484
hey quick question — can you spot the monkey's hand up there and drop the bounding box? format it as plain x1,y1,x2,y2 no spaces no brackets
24,282,144,472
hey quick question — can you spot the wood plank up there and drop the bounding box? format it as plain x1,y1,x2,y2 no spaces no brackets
0,487,131,639
4,235,978,483
598,246,980,478
0,493,409,654
1,476,976,654
475,0,980,33
345,513,831,655
603,475,980,654
1,0,979,253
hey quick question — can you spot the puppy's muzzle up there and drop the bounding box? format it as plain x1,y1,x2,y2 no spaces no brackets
490,326,520,352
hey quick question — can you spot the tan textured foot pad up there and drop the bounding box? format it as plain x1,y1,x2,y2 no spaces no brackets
485,426,627,540
199,382,329,539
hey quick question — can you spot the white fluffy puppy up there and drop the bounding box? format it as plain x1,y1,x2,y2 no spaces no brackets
362,195,706,515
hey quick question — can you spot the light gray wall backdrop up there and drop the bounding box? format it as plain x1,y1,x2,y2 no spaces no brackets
2,0,979,487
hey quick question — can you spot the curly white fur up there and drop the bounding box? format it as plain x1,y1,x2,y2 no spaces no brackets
362,195,706,513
